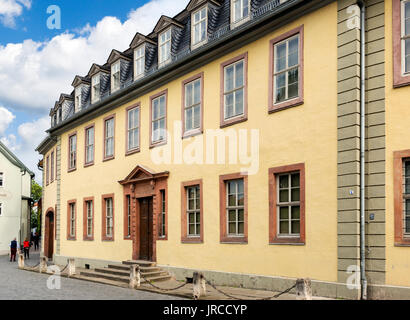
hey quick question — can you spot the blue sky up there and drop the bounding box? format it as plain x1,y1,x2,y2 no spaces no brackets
0,0,187,184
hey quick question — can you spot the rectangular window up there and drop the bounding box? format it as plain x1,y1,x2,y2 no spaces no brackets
67,201,76,240
219,173,248,243
111,61,121,92
134,45,145,79
51,151,54,182
159,190,166,238
269,26,304,112
75,87,82,112
231,0,250,25
151,92,167,146
127,106,140,153
0,173,3,187
192,7,207,47
126,195,131,238
68,134,77,171
104,116,115,160
92,75,100,103
403,160,410,235
46,155,50,185
105,198,113,238
187,186,201,237
221,53,248,127
83,198,94,240
274,35,300,104
269,163,305,245
85,125,94,165
183,75,202,136
226,180,245,236
159,28,171,66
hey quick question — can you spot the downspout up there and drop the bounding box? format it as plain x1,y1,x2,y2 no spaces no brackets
357,0,367,300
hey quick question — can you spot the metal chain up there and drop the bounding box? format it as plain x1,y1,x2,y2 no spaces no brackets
140,273,189,292
24,262,40,269
205,279,297,301
60,263,69,273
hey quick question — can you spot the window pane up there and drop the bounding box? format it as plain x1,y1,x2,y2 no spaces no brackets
238,209,244,222
229,222,236,234
279,190,289,203
186,83,193,107
291,206,300,220
235,89,244,116
186,107,193,131
193,105,200,129
189,224,196,235
288,82,299,100
291,173,300,187
291,188,300,202
225,65,234,92
279,175,289,188
238,193,244,206
276,43,286,72
291,221,300,234
280,221,289,234
288,37,299,67
279,206,289,220
238,222,244,234
235,61,244,88
406,2,410,35
228,210,236,222
225,93,234,118
193,80,201,104
228,194,236,207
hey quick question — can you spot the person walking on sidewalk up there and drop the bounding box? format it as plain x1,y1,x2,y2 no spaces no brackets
23,238,30,260
10,238,18,262
34,232,39,251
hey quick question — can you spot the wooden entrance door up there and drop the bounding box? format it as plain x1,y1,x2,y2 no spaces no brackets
139,197,153,261
45,212,54,259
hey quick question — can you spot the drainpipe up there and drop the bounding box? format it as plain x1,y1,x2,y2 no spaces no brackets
357,0,367,300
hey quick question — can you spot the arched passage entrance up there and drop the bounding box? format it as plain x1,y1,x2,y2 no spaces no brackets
44,208,54,259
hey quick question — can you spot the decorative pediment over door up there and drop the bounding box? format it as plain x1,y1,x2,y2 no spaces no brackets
119,165,169,186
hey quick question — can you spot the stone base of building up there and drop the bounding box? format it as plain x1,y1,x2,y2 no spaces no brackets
52,254,410,300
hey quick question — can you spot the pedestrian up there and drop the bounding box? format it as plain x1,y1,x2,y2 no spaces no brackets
9,238,17,262
23,238,30,260
34,232,39,251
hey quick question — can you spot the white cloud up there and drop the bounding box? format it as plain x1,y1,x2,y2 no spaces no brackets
0,0,187,111
0,0,31,28
0,106,15,134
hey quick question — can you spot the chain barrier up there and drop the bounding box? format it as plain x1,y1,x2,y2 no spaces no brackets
24,261,41,269
60,263,70,274
140,273,189,292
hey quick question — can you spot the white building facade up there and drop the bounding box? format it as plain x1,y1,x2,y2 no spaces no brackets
0,141,34,255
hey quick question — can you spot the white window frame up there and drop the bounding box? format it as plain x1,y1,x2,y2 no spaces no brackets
226,179,245,237
230,0,251,27
85,126,94,164
127,107,140,152
403,159,410,235
184,78,202,133
273,34,300,105
75,86,82,112
104,118,115,158
191,6,208,49
91,74,101,103
70,203,76,238
151,95,166,144
111,61,121,93
86,200,93,238
69,135,77,170
401,0,410,75
158,28,172,67
223,59,245,120
187,186,201,237
106,198,113,237
276,172,301,238
134,44,146,80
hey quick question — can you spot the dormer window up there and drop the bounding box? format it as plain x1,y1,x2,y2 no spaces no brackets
75,87,82,112
231,0,250,26
91,74,101,103
134,45,145,80
58,108,62,123
191,6,207,49
111,61,121,93
159,28,172,66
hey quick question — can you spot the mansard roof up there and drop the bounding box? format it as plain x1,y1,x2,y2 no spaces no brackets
186,0,221,11
87,63,110,78
107,49,132,65
129,32,157,49
72,75,90,88
58,93,73,104
153,15,184,34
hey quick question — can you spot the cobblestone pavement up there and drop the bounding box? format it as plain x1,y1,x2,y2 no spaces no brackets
0,252,184,300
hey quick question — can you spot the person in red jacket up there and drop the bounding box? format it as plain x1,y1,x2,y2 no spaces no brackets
23,238,30,260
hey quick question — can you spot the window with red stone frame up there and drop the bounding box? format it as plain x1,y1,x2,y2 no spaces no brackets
182,73,204,138
393,0,410,87
181,180,203,243
51,151,54,183
46,155,50,185
83,197,94,241
269,163,305,245
102,194,115,241
124,194,132,240
219,173,248,244
103,115,115,161
394,150,410,246
268,25,304,113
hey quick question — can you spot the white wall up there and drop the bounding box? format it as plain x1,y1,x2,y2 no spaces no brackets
0,152,31,255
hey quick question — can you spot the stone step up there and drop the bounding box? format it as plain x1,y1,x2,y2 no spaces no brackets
143,274,172,283
122,260,156,267
95,268,129,277
80,270,132,284
108,264,161,273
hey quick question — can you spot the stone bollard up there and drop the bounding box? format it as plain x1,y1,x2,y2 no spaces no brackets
193,272,206,300
68,258,76,277
296,278,312,300
39,257,48,273
129,265,141,289
18,254,24,269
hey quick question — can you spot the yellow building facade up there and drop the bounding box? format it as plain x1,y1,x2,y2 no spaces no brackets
36,0,410,299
